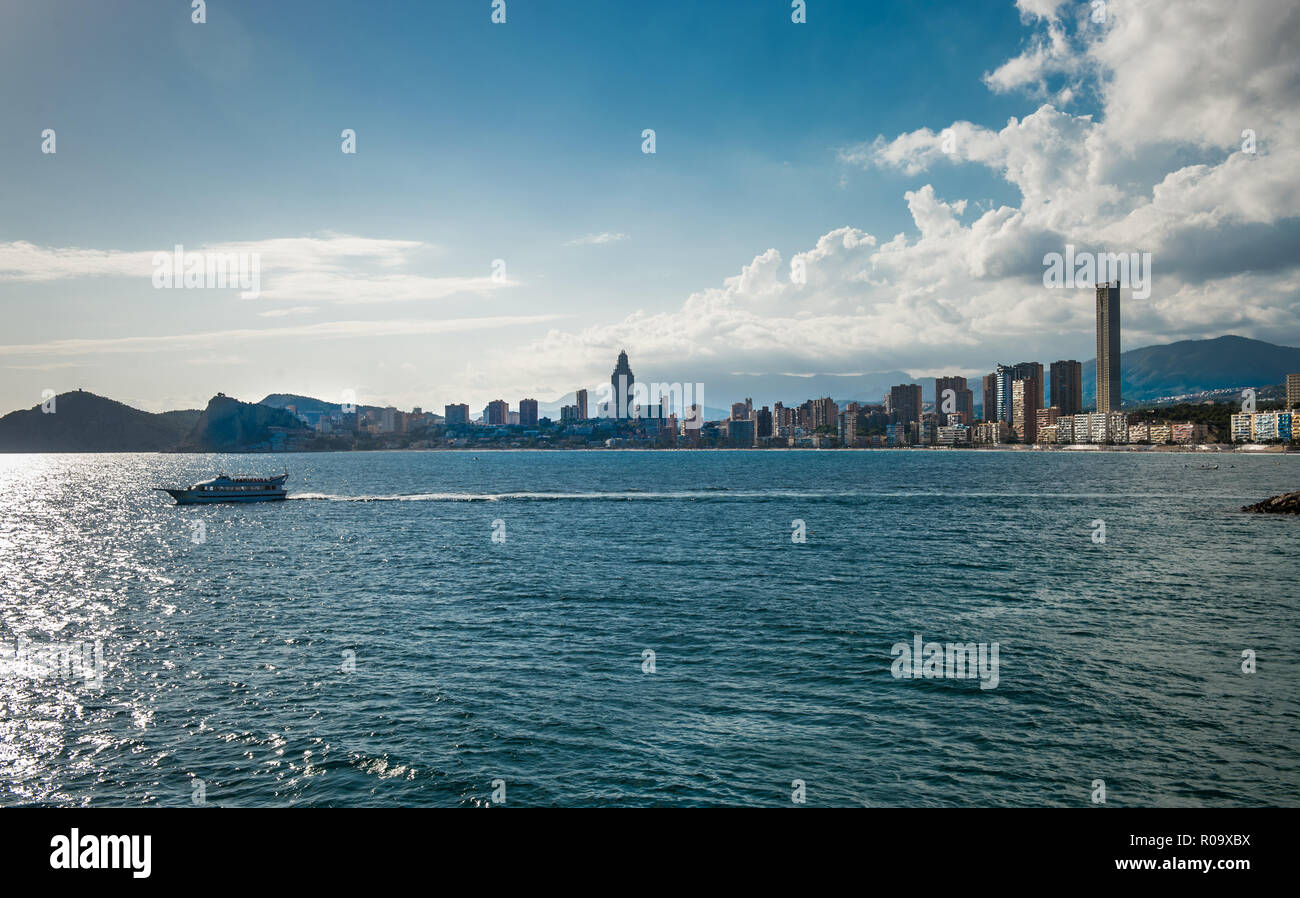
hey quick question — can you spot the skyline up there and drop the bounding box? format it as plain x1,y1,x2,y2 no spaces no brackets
6,327,1299,423
3,0,1300,416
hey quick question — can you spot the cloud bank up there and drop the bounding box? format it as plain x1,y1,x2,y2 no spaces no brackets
485,0,1300,397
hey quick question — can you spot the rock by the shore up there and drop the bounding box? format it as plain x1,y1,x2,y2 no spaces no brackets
1242,490,1300,514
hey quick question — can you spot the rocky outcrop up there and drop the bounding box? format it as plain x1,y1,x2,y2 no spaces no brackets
178,394,304,451
1242,491,1300,514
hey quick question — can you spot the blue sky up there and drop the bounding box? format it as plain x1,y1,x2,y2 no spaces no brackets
2,0,1297,414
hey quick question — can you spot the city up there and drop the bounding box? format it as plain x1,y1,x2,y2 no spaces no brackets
2,0,1296,841
277,282,1300,451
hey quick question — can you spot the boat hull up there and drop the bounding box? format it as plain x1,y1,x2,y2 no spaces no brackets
155,472,289,504
159,489,286,504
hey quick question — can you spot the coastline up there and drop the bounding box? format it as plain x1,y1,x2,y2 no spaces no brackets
1,443,1295,456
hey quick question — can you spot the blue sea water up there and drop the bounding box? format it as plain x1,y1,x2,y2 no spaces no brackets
1,449,1297,807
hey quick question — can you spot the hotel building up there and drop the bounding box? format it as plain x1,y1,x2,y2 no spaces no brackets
1096,282,1122,413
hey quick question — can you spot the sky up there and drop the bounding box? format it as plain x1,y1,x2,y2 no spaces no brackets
1,0,1298,415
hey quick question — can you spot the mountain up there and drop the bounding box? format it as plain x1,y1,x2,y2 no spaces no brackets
1080,335,1300,406
0,391,199,452
179,394,304,451
259,393,383,415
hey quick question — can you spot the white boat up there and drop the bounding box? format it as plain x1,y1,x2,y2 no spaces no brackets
155,472,289,504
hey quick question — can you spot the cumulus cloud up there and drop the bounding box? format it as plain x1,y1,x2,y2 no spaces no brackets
478,0,1300,398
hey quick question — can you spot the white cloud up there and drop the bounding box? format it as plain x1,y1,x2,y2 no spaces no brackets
473,0,1300,396
0,235,516,305
563,232,629,246
0,315,563,357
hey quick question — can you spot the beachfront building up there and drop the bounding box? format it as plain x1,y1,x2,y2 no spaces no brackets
1070,411,1128,444
936,424,972,446
1055,416,1074,444
1035,406,1059,444
974,421,1011,445
1170,422,1208,444
1233,411,1294,442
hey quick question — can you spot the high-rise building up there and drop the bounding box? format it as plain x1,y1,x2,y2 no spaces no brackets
726,418,755,447
837,407,863,446
731,402,749,420
486,399,509,426
982,373,997,422
810,397,838,430
1035,406,1060,444
518,398,538,427
1050,360,1083,416
1011,380,1041,443
444,403,470,427
935,376,973,426
889,384,922,425
576,388,589,420
756,406,773,440
994,366,1011,422
610,350,635,418
772,402,790,435
1286,374,1300,411
1096,282,1121,413
994,362,1043,424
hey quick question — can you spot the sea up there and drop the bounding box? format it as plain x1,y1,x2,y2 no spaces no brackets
1,449,1297,807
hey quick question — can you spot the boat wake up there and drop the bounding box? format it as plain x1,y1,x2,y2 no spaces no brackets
290,489,821,502
289,488,1262,503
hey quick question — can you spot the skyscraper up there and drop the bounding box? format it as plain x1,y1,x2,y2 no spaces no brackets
518,398,538,427
1286,374,1300,411
810,397,838,430
1011,379,1041,443
576,388,588,420
486,399,509,426
935,376,973,426
1049,360,1083,416
444,403,469,427
982,373,997,422
889,384,922,425
1096,282,1121,413
610,350,635,418
995,362,1043,423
